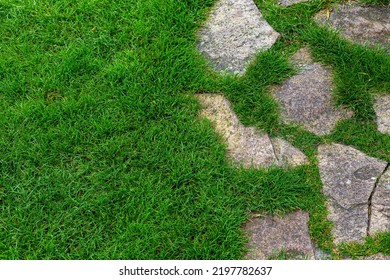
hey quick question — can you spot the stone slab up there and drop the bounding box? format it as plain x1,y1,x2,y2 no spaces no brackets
196,94,308,168
362,253,390,260
370,167,390,235
318,143,387,244
244,211,315,259
271,137,309,167
197,94,277,168
197,0,279,75
374,95,390,135
315,3,390,51
272,48,353,135
278,0,309,7
318,143,387,209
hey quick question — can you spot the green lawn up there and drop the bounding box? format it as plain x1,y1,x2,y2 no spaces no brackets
0,0,389,259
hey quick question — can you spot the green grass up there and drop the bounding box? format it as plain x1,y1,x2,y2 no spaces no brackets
0,0,389,259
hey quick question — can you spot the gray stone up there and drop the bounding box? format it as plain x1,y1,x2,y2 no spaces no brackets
370,167,390,236
374,95,390,135
315,3,390,51
314,248,332,260
197,0,279,75
244,211,315,259
278,0,309,7
272,48,353,135
362,253,390,260
271,137,309,167
318,143,387,244
196,94,308,168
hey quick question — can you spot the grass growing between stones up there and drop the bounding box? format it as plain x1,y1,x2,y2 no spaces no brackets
0,0,388,259
0,0,328,259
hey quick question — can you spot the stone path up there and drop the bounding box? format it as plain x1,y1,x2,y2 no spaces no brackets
315,2,390,51
271,47,353,135
197,0,279,75
196,94,308,168
196,0,390,259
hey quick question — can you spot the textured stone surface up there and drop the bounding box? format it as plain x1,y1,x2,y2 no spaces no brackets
370,167,390,235
244,211,315,259
196,94,308,168
318,143,387,244
362,253,390,260
272,48,353,135
197,0,279,75
374,95,390,135
197,94,277,168
315,3,390,51
278,0,309,7
271,137,309,167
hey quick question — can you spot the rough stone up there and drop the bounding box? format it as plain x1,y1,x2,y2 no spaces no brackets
362,253,390,260
370,167,390,236
374,95,390,135
278,0,309,7
244,211,315,259
271,137,309,167
197,94,277,168
197,0,279,75
318,143,387,244
314,248,332,260
271,48,353,135
315,3,390,51
196,94,308,168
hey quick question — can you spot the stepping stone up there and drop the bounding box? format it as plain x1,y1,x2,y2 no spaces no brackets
318,143,387,244
197,0,279,75
370,167,390,236
196,94,308,168
244,211,315,259
374,95,390,135
362,253,390,260
271,47,353,135
315,3,390,51
278,0,309,7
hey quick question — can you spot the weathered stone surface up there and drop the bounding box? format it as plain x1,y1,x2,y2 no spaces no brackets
278,0,309,7
314,248,332,260
197,0,279,75
197,94,277,168
370,167,390,235
318,143,387,244
315,3,390,51
362,253,390,260
271,137,309,167
196,94,308,168
272,48,353,135
374,95,390,135
244,211,315,259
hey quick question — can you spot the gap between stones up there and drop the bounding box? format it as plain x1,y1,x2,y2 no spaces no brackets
368,163,390,236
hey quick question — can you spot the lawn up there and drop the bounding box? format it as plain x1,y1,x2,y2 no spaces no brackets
0,0,389,259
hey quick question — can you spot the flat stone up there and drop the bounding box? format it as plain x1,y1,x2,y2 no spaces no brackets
271,137,309,167
362,253,390,260
197,94,277,168
272,48,353,135
197,0,279,75
315,3,390,51
374,95,390,135
278,0,309,7
318,143,387,243
196,94,308,168
370,167,390,236
244,211,315,259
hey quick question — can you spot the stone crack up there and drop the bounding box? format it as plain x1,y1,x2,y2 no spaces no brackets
367,163,390,236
